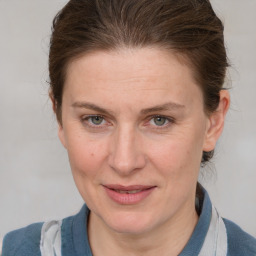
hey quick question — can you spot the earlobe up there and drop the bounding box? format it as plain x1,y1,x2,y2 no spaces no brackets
203,90,230,152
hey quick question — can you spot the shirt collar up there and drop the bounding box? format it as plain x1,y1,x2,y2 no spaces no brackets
72,187,212,256
179,187,212,256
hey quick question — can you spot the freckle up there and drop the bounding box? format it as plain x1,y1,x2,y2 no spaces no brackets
91,153,94,157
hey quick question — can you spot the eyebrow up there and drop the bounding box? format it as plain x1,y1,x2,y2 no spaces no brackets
72,102,114,115
72,101,185,115
140,102,185,115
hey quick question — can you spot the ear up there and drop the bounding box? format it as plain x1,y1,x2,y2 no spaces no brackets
49,91,67,149
58,124,67,149
203,90,230,152
49,90,57,113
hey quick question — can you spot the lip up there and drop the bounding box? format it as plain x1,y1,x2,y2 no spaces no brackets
103,184,156,205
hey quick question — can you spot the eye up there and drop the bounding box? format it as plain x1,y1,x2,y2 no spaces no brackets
89,116,104,125
149,116,171,127
82,115,106,127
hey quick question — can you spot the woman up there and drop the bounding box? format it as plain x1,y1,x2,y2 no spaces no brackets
2,0,256,255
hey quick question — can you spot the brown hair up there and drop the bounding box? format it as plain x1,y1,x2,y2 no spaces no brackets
49,0,229,164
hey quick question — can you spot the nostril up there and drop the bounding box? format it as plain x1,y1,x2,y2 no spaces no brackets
108,155,147,176
110,160,136,174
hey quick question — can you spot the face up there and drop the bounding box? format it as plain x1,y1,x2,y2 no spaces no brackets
58,47,217,234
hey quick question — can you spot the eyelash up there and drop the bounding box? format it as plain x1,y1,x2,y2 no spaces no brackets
81,115,175,129
148,115,175,129
81,115,107,129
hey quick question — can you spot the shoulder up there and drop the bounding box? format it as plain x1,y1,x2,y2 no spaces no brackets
223,218,256,256
2,222,43,256
1,206,86,256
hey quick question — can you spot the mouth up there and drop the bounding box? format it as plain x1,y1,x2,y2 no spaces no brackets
113,189,146,194
103,184,156,205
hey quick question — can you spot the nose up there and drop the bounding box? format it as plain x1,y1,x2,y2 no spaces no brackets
108,125,146,176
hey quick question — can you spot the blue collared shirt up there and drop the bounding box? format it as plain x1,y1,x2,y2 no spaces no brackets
2,189,256,256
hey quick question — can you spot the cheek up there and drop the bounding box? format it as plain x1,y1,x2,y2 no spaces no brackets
65,135,109,205
66,135,107,179
148,134,203,181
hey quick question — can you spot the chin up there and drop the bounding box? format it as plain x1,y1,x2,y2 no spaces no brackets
103,210,156,235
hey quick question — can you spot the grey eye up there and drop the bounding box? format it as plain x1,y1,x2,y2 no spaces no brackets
153,116,167,126
90,116,104,125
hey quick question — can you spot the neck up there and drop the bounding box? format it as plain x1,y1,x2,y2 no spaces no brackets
88,199,198,256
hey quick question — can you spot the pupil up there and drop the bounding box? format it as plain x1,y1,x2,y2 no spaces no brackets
154,117,166,126
92,116,103,125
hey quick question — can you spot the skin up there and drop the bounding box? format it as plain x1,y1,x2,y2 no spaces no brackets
57,47,230,256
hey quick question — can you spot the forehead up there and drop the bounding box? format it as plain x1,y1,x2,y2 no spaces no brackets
63,47,203,110
67,47,193,84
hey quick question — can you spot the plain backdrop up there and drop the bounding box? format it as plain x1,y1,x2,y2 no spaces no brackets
0,0,256,241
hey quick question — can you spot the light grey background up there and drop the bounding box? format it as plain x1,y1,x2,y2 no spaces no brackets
0,0,255,241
